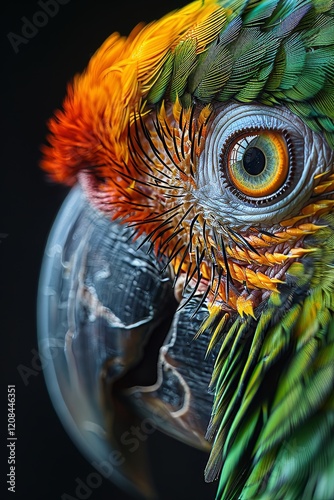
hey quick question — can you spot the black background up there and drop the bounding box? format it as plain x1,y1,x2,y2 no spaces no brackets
2,1,218,499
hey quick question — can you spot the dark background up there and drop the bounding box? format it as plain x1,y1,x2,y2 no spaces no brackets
2,1,218,499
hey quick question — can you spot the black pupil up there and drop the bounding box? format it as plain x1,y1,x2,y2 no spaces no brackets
243,147,266,175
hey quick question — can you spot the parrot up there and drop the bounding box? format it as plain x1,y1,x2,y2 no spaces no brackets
39,0,334,499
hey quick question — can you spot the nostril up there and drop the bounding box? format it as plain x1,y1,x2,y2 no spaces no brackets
78,170,113,214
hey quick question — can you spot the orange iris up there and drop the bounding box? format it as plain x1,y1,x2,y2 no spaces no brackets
227,131,289,198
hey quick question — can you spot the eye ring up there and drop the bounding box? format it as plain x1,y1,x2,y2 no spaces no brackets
220,128,293,203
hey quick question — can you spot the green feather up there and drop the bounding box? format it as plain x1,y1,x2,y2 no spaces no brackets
147,50,174,104
217,29,277,101
275,34,306,91
170,38,198,103
307,16,334,46
284,49,329,100
256,364,334,457
188,39,233,102
263,0,311,27
243,0,279,25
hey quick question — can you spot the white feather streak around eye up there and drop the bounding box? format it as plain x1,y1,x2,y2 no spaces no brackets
195,102,334,229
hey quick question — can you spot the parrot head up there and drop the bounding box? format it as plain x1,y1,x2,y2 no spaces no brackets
40,1,334,499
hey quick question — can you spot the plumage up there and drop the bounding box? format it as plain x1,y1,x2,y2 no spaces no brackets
40,1,334,499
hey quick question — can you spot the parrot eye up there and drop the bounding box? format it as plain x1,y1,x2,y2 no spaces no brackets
197,103,332,227
225,130,290,200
